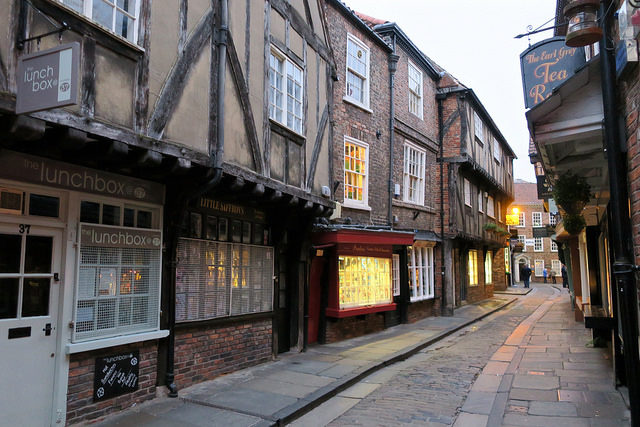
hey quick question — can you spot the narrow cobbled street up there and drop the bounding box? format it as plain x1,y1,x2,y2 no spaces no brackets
293,284,629,427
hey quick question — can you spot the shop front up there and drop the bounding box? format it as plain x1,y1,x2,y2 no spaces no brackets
308,228,413,344
0,149,166,425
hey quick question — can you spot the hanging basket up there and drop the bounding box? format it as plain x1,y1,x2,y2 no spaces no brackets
563,213,586,235
553,172,591,215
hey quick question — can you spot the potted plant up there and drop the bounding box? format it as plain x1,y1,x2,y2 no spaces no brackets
562,213,586,235
552,172,591,215
483,223,497,232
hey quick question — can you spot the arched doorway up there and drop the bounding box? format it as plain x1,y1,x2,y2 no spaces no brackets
514,255,531,284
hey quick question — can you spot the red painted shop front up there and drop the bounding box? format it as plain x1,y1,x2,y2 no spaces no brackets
307,229,413,344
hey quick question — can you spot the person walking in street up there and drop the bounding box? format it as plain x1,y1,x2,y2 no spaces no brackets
543,267,548,283
561,263,569,288
522,264,532,288
551,269,557,284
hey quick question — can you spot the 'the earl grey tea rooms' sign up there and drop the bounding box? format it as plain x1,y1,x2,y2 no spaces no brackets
16,42,79,114
94,351,139,401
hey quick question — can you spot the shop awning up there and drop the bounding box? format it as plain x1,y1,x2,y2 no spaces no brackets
312,228,414,246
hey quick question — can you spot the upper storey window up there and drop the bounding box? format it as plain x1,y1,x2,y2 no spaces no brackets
403,142,426,205
345,34,370,109
60,0,139,43
408,60,423,119
269,48,304,134
474,111,484,142
344,137,369,209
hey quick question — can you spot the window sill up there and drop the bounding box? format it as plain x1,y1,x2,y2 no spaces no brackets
392,199,435,213
342,201,371,211
342,96,373,114
409,112,424,121
410,296,434,303
270,119,306,144
326,303,396,318
66,329,169,354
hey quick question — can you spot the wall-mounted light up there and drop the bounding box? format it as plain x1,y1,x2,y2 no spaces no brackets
564,0,603,47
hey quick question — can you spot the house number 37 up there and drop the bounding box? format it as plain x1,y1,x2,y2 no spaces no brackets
18,224,31,234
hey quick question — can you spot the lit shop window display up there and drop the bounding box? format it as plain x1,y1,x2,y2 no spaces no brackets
337,256,392,309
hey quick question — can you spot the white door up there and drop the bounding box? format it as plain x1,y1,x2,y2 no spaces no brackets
0,223,62,426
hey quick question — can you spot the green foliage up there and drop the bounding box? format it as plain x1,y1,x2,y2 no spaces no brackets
483,223,497,231
563,213,586,235
552,172,591,214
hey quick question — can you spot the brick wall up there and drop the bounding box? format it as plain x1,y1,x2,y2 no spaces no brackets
66,341,158,425
493,247,508,291
407,298,437,323
173,319,272,389
324,312,386,343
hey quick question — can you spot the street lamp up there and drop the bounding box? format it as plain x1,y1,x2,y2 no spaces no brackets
564,0,603,47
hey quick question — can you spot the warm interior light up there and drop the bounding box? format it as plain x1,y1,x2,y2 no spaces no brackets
563,0,603,47
512,207,519,215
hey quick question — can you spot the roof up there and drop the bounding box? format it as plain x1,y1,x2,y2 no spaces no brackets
326,0,393,52
514,181,540,203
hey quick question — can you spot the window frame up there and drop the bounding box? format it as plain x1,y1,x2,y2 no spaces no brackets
534,260,545,277
478,190,483,213
518,234,527,252
392,254,400,297
484,251,492,284
534,237,544,252
59,0,141,44
409,245,434,301
487,196,495,218
343,136,370,209
344,33,370,109
403,141,426,205
549,212,557,226
464,178,472,207
474,111,484,142
518,212,526,227
407,59,423,119
551,240,558,252
532,212,543,227
269,46,304,135
552,259,561,276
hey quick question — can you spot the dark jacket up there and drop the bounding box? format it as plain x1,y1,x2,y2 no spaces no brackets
522,266,532,279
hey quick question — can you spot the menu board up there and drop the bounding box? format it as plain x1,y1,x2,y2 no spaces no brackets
94,351,139,401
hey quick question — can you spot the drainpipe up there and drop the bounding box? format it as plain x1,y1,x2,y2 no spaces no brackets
437,93,446,315
165,0,228,397
599,1,640,424
388,35,399,228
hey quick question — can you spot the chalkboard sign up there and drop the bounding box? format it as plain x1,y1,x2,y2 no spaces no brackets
94,351,139,401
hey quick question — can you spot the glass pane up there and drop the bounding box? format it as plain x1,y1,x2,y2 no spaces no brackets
93,0,114,30
0,234,21,273
0,278,19,319
24,236,52,273
137,210,152,229
218,218,228,241
102,204,120,225
97,299,116,329
242,222,251,244
80,201,100,223
29,194,60,217
123,208,135,227
115,11,133,41
98,267,118,296
117,0,135,13
63,0,84,14
231,220,242,243
21,278,50,317
206,216,217,240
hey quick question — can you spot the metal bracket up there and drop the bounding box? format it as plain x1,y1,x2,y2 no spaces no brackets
18,21,70,50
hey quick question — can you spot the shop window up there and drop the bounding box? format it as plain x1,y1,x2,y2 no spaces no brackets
175,240,274,322
485,252,492,284
535,259,545,277
392,254,400,297
338,255,391,309
269,47,303,134
468,250,478,286
534,237,543,252
344,137,369,208
403,142,426,205
532,212,542,227
408,245,434,301
345,34,370,108
408,60,423,118
59,0,140,43
74,225,162,341
80,200,154,229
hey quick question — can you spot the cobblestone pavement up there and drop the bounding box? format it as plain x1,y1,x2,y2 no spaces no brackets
292,284,629,427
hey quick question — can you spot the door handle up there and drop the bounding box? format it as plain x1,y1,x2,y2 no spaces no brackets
43,323,53,336
54,273,60,282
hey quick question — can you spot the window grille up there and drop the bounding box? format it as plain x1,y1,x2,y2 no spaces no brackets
74,241,161,341
532,212,542,227
175,239,274,322
408,246,434,300
392,254,400,297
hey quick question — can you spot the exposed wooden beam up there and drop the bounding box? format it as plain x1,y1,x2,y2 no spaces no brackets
306,105,328,189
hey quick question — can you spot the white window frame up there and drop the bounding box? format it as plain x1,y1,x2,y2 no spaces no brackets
345,33,370,109
493,137,501,163
549,212,557,226
532,212,543,227
551,240,558,252
497,201,502,221
518,212,525,227
464,178,471,207
552,259,561,276
474,111,484,142
343,136,369,209
408,60,423,119
59,0,141,44
403,141,426,205
478,190,483,213
392,254,400,297
409,245,434,301
534,237,544,252
487,196,495,218
534,260,545,277
269,47,304,134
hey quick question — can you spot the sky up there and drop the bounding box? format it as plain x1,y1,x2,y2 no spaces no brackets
343,0,558,183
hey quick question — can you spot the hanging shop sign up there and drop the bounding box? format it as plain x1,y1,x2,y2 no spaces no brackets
0,150,164,204
16,42,80,114
94,351,139,401
536,175,553,199
520,37,586,109
506,214,520,226
80,223,162,249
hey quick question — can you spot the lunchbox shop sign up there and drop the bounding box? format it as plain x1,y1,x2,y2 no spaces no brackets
80,224,161,250
94,351,139,401
16,42,80,114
